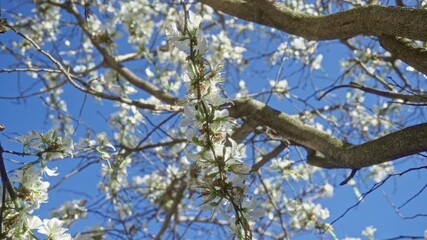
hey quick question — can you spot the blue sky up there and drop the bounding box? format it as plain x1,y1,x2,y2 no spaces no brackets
0,1,426,239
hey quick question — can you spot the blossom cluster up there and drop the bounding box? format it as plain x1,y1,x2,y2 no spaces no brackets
16,130,74,161
0,130,78,239
167,11,261,238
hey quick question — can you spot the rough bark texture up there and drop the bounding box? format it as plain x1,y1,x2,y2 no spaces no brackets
199,0,427,41
230,99,427,169
379,36,427,76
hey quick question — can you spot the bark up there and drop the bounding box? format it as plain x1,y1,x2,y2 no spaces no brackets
379,36,427,76
199,0,427,41
229,99,427,169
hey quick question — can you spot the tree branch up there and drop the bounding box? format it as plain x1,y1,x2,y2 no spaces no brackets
379,35,427,76
56,1,179,105
229,98,427,169
320,82,427,103
0,142,18,202
199,0,427,41
5,21,182,112
251,141,289,172
230,117,258,143
154,180,186,240
230,99,346,158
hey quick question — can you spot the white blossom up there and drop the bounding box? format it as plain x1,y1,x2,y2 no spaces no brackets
12,165,50,208
362,225,377,238
369,162,394,182
38,218,72,240
40,166,59,177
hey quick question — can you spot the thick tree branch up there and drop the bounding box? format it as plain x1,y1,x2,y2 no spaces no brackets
200,0,427,41
330,123,427,168
379,35,427,76
230,99,346,159
230,99,427,169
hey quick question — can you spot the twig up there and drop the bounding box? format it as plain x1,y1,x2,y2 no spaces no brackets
325,165,427,232
381,235,424,240
4,22,182,112
319,82,427,103
154,179,186,240
339,168,359,185
251,141,289,172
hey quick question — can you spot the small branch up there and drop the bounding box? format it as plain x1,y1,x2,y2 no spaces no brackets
257,173,288,239
53,0,179,105
382,236,424,240
177,216,228,225
383,182,427,220
50,159,99,190
2,149,32,156
293,104,343,118
354,60,394,91
4,23,87,90
251,141,289,172
4,22,182,112
154,180,186,240
327,165,427,231
124,139,187,152
339,168,359,185
0,67,67,75
398,183,427,209
0,68,67,100
320,82,427,103
0,142,17,201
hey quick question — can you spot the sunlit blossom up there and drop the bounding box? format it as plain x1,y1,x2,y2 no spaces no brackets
38,218,72,240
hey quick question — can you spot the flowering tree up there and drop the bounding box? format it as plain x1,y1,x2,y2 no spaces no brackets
0,0,426,239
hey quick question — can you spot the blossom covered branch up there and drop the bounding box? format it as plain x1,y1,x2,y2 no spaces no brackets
166,10,262,239
0,130,76,239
